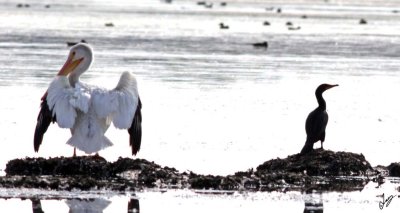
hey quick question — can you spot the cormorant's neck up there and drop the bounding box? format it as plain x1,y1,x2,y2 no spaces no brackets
316,91,326,110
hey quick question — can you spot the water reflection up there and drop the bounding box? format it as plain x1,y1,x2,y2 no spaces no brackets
65,198,111,213
128,198,140,213
303,191,323,213
31,199,44,213
29,198,140,213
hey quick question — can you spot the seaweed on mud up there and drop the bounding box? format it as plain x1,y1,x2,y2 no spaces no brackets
2,149,377,192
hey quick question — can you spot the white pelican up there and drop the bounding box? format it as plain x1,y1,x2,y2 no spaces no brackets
34,43,142,156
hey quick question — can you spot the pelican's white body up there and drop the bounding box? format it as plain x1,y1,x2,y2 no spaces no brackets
46,72,139,154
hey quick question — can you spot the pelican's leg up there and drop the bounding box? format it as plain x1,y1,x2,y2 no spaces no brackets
321,141,324,149
73,148,76,157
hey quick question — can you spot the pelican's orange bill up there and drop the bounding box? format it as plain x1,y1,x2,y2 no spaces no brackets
57,56,84,76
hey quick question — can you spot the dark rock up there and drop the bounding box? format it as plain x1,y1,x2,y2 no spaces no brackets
2,150,376,192
388,163,400,177
6,156,109,178
256,149,373,176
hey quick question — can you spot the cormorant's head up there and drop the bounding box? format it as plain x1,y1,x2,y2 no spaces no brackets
316,83,338,94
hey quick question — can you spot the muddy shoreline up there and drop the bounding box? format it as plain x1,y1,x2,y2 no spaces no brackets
1,149,390,192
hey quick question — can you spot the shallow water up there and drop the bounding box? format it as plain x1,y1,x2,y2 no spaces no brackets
1,179,400,213
1,0,400,211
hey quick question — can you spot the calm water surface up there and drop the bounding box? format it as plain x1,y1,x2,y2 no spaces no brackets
1,0,400,212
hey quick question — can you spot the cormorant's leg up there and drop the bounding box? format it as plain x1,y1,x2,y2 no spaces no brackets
321,141,324,149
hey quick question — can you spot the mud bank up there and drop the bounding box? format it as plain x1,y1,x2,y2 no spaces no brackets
2,149,378,192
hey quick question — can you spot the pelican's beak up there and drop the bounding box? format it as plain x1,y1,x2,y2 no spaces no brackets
57,54,84,76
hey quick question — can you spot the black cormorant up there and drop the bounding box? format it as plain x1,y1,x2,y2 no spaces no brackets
300,84,338,154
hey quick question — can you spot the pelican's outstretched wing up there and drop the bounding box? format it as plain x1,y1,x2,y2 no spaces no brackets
34,76,90,152
34,97,56,152
46,76,90,128
92,71,142,155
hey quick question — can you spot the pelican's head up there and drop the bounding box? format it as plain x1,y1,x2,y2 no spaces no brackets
57,43,93,76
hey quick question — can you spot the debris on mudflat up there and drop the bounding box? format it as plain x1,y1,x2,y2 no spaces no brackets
2,149,377,192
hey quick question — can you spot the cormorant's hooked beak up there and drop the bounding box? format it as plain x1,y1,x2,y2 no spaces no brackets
57,53,84,76
327,84,339,89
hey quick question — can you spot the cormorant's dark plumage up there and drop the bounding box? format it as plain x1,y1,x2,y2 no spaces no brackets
300,84,338,154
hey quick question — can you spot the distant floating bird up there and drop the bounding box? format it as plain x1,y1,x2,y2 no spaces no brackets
288,26,301,31
276,8,282,13
220,2,227,6
252,41,268,48
66,39,87,47
301,15,308,19
219,22,229,29
105,22,114,27
286,21,293,26
359,18,367,24
300,84,338,154
34,43,142,156
17,3,30,8
263,21,271,26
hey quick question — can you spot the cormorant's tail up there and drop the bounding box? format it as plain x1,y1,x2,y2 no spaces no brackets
300,140,314,155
